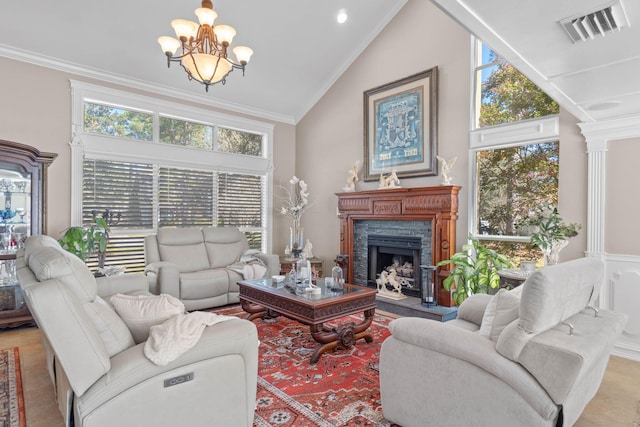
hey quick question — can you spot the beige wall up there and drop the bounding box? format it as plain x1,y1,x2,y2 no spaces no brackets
606,137,640,256
295,0,472,267
295,0,589,267
0,56,296,246
0,0,591,266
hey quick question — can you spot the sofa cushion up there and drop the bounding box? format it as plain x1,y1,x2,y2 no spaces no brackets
180,269,231,300
156,228,209,273
497,258,605,362
479,289,520,341
518,258,603,334
203,227,249,269
87,296,136,356
26,246,98,303
456,293,493,326
110,293,185,343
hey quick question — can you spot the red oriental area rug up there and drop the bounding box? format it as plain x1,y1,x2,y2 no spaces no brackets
212,305,400,427
0,347,25,427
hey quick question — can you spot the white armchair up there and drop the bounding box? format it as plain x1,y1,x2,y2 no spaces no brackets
18,235,259,427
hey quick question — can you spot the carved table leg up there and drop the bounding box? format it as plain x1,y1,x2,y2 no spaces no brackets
309,308,375,364
240,300,280,321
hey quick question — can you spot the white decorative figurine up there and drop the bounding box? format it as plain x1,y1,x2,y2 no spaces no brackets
436,156,457,186
342,160,360,192
378,169,401,189
301,239,314,259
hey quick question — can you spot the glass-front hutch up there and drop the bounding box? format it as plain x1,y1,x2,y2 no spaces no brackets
0,140,56,328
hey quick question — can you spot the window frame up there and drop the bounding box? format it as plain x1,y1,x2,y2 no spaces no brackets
468,38,560,244
70,80,274,253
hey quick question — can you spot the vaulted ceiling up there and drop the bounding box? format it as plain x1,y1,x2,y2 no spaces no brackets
431,0,640,123
1,0,638,125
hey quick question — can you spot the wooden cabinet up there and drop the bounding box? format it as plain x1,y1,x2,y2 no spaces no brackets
0,140,56,328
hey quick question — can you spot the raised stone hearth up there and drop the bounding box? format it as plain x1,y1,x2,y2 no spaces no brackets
336,186,460,307
376,295,458,322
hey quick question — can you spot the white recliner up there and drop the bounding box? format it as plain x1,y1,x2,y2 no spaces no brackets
18,235,259,427
380,258,627,427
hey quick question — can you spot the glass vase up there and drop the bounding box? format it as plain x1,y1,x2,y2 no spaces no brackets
543,240,569,266
290,217,304,258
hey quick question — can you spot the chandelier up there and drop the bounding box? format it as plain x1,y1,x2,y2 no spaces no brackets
158,0,253,92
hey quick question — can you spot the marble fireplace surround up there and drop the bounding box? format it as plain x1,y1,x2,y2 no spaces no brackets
336,186,460,307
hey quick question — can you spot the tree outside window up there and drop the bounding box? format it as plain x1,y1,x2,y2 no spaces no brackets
473,41,560,265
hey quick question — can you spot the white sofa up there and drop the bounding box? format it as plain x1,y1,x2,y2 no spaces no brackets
18,235,259,427
379,257,627,427
144,227,280,310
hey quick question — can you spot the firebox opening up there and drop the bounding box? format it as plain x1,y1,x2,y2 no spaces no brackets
367,235,421,298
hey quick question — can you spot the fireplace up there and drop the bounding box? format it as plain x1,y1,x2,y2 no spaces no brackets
368,234,422,298
336,186,460,307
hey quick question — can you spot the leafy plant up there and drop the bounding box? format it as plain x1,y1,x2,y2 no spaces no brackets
58,217,110,262
518,203,580,251
436,234,513,305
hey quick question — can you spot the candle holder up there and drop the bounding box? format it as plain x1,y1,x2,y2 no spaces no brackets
419,265,437,307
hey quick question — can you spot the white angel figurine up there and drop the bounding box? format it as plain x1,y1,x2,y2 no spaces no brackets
342,160,360,192
436,156,457,185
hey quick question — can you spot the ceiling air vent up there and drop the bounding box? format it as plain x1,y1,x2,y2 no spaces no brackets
560,0,630,43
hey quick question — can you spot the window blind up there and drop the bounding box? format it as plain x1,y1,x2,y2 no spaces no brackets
217,173,264,248
83,159,154,228
159,167,214,227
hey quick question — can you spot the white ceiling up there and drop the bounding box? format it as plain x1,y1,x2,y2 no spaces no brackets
2,1,638,125
431,0,640,123
0,0,406,124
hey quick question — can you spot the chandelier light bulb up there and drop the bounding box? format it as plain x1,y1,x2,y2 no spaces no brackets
183,53,232,85
194,7,217,26
233,46,253,64
171,19,198,40
158,36,181,56
213,24,236,45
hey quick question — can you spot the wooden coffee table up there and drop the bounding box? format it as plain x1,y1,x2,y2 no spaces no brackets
238,279,377,364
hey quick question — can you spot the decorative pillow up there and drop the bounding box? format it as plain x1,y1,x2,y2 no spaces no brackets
110,294,185,343
478,289,521,341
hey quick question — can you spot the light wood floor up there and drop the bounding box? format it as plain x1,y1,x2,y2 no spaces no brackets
2,325,639,426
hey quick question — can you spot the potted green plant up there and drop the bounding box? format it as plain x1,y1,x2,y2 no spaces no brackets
436,234,513,305
58,217,110,266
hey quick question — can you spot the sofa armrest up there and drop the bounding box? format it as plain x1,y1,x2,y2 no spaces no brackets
96,273,150,298
252,252,280,277
77,318,259,425
386,317,557,419
145,261,180,297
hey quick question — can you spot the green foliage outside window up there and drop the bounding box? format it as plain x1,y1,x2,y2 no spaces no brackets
479,54,559,128
218,127,262,156
84,103,153,141
475,44,561,267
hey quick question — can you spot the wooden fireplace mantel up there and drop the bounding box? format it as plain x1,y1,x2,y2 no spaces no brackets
336,186,461,307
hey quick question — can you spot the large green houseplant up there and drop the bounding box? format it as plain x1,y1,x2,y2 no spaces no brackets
58,217,110,266
436,235,513,305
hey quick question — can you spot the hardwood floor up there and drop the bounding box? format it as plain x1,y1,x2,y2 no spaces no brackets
2,325,639,426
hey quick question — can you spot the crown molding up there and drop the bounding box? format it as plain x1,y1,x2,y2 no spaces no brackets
0,44,296,125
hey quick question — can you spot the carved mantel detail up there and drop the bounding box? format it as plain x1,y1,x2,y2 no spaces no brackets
336,186,461,307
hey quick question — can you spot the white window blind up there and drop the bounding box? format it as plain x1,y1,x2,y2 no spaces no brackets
159,167,214,228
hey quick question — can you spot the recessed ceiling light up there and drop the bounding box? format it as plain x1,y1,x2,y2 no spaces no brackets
337,9,348,24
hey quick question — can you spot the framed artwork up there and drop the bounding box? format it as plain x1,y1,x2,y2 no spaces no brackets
363,67,438,181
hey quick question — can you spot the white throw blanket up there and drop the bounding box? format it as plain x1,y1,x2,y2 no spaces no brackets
227,249,267,280
144,311,235,366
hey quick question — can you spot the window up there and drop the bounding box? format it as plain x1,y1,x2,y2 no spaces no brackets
470,39,560,265
71,81,274,272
